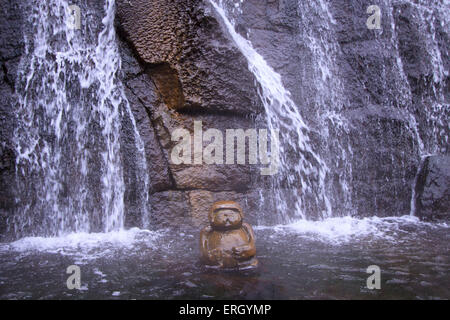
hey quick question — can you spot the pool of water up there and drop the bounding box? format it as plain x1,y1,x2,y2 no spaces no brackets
0,216,449,299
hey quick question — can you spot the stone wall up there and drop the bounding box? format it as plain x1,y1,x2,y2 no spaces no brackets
414,155,450,221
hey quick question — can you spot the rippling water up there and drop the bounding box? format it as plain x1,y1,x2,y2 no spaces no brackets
0,216,448,299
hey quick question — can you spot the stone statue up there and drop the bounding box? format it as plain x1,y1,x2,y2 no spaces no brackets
200,201,258,269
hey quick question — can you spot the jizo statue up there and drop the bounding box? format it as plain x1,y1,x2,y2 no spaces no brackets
200,201,258,269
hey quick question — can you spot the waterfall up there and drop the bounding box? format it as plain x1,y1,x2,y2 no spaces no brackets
410,0,449,155
295,0,354,217
211,0,448,221
210,0,356,221
382,0,449,215
10,0,149,237
391,1,448,153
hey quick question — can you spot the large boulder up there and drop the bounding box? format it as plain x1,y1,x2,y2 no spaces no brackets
115,0,262,115
414,155,450,221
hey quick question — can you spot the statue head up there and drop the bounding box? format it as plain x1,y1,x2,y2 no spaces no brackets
209,201,243,230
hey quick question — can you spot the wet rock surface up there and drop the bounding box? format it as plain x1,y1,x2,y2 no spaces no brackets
116,0,262,115
0,0,25,240
414,155,450,221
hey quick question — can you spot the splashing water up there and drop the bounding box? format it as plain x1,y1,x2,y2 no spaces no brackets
10,0,149,238
1,228,163,264
256,214,449,245
0,0,448,301
0,214,448,299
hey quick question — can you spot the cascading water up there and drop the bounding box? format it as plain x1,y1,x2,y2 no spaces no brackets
379,0,450,215
10,0,149,238
407,0,449,155
392,1,448,148
210,0,331,222
211,0,448,221
295,0,354,217
210,0,356,222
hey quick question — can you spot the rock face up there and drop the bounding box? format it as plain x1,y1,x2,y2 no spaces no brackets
414,155,450,221
0,0,24,239
116,0,261,115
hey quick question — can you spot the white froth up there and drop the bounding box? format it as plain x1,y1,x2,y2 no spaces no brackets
1,228,163,261
255,215,449,244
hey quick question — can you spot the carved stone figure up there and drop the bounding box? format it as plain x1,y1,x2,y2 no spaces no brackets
200,201,258,269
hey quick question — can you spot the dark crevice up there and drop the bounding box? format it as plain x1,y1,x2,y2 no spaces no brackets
176,104,256,119
413,156,429,219
149,185,248,195
1,63,14,91
0,54,21,63
115,19,149,67
145,109,178,190
123,81,177,190
116,24,179,190
145,62,185,111
124,69,146,81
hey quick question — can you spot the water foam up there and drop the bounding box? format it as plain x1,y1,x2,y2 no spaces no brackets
0,228,163,262
255,215,449,244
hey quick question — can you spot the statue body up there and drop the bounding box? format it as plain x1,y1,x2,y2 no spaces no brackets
200,201,258,269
